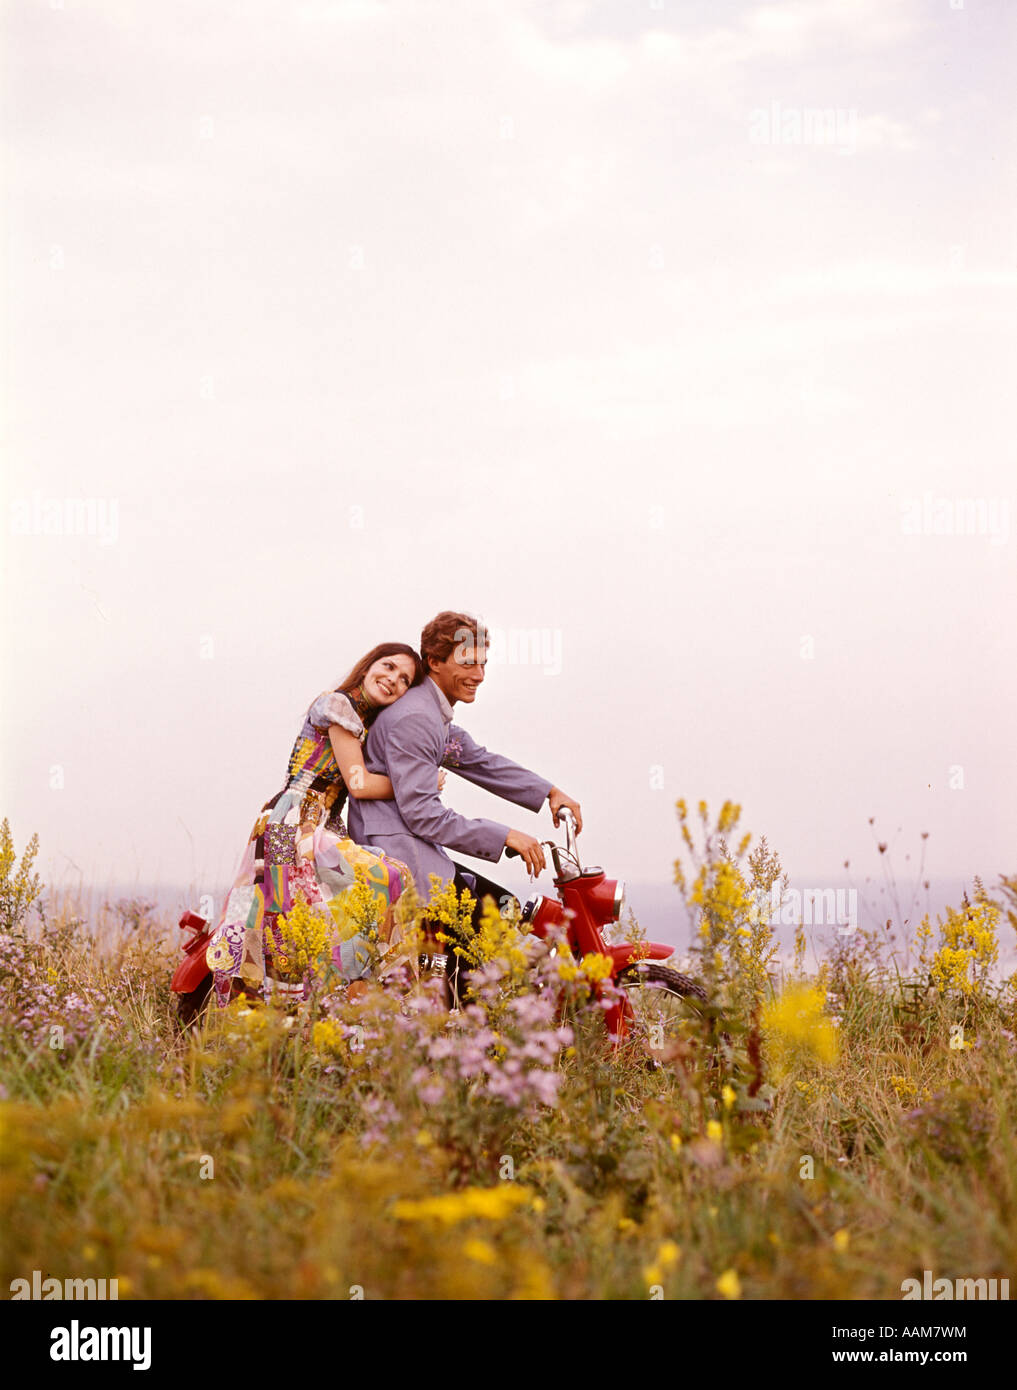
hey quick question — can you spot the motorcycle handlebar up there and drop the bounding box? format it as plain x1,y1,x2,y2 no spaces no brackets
557,806,578,863
504,806,580,867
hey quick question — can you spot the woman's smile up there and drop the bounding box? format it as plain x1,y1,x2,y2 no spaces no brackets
365,655,417,704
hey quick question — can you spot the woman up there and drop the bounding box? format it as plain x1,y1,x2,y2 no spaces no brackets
205,643,434,1006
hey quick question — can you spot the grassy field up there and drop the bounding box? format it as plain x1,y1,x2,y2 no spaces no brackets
2,808,1016,1302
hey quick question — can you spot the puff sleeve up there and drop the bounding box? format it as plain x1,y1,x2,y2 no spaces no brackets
306,690,364,739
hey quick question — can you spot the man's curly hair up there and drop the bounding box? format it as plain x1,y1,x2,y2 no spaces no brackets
420,611,490,671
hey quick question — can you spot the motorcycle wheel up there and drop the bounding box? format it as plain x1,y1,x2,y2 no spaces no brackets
175,974,213,1029
613,963,707,1062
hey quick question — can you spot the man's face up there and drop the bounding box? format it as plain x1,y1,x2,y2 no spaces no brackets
429,649,487,705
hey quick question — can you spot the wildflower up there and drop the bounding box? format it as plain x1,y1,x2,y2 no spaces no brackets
418,1078,445,1105
311,1018,347,1057
833,1229,850,1253
462,1238,498,1266
274,893,332,982
669,1133,683,1153
706,1120,723,1144
579,952,613,982
762,982,838,1068
332,863,384,942
391,1185,532,1226
715,1268,741,1300
927,894,1001,999
890,1075,925,1105
721,1084,736,1110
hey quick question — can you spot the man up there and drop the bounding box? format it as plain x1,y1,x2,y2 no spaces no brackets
347,610,583,906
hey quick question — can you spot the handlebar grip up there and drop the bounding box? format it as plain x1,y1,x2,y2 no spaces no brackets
504,846,520,859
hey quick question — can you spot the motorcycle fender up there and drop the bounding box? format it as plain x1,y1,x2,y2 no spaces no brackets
172,937,213,993
608,941,674,973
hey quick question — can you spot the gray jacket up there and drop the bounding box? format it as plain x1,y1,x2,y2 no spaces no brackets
347,678,553,891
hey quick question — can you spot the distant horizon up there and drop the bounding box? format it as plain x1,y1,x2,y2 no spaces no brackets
35,870,1015,979
41,869,1001,932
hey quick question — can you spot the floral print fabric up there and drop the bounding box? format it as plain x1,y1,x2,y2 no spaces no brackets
206,689,412,1006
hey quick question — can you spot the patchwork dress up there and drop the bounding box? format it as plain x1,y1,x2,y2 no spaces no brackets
205,688,413,1006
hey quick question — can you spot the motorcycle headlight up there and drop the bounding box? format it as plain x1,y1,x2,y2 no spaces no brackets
613,879,626,922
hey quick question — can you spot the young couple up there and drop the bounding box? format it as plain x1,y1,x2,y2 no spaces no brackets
206,610,582,1005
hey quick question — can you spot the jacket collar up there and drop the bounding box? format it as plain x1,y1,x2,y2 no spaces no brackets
425,675,454,726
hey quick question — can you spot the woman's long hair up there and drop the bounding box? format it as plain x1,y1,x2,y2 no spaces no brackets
337,642,425,721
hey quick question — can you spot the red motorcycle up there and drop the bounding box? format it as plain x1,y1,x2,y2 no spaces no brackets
517,808,705,1047
171,808,706,1043
171,911,217,1026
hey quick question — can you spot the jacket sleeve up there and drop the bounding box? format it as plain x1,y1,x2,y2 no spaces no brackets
445,723,553,813
387,712,511,861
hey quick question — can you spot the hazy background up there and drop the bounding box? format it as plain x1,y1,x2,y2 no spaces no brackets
2,0,1014,952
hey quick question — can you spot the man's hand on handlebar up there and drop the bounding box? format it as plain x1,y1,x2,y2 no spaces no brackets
548,787,583,834
505,829,547,878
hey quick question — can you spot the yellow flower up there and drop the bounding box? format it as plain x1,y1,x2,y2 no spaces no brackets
274,892,332,982
716,1268,741,1300
462,1238,498,1266
617,1218,637,1233
330,861,384,942
580,952,614,982
706,1120,723,1144
762,982,838,1067
721,1084,736,1110
927,895,1000,999
669,1133,683,1153
392,1185,531,1226
833,1229,850,1253
657,1241,681,1268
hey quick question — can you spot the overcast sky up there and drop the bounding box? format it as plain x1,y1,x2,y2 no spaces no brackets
2,0,1014,914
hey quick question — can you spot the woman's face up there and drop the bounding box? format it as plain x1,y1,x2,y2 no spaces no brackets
363,654,417,706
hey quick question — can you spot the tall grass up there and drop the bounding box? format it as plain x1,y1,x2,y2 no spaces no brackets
2,812,1015,1300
